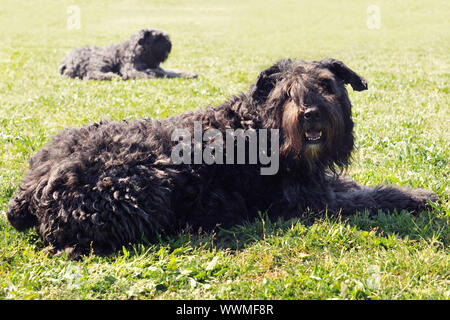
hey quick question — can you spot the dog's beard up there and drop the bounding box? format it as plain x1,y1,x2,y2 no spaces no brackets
303,141,322,168
303,126,324,159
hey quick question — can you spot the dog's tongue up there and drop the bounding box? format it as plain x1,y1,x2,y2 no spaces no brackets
305,130,322,140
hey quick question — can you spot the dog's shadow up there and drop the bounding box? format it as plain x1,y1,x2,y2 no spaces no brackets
15,207,448,260
151,208,448,256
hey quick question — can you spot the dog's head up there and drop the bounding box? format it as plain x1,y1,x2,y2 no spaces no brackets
131,28,172,68
251,58,367,172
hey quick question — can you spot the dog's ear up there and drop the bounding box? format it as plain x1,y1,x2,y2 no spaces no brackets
319,59,368,91
251,61,286,103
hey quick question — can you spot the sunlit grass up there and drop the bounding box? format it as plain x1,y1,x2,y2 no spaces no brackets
0,0,448,299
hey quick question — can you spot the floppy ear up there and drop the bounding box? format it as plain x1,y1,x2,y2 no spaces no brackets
319,58,368,91
251,60,286,103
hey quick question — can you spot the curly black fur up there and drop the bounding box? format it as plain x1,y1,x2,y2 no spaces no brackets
59,28,198,80
8,58,439,259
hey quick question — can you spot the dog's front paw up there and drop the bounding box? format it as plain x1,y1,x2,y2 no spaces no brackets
180,71,198,79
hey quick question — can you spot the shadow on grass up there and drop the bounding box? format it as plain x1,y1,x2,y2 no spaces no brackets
5,199,448,261
153,205,449,255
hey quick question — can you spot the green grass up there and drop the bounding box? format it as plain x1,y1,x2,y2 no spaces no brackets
0,0,449,300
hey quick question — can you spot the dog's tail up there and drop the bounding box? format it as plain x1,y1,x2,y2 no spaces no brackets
6,188,38,231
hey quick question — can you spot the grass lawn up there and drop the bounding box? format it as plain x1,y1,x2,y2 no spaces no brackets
0,0,448,299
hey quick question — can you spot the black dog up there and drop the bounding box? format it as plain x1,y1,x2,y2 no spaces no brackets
59,28,198,80
8,58,438,259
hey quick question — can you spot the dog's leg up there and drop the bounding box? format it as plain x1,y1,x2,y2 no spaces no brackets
85,70,120,81
120,64,156,80
153,67,198,79
121,64,197,80
330,177,439,215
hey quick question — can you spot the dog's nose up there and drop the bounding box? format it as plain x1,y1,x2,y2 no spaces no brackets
304,107,321,122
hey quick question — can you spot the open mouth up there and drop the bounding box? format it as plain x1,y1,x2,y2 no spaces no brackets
305,129,323,143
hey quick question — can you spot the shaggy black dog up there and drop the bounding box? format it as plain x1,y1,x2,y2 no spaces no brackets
8,58,438,259
59,28,198,80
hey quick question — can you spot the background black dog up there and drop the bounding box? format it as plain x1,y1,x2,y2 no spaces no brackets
59,28,198,80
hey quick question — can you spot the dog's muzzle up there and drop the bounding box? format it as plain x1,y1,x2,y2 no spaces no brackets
304,107,323,144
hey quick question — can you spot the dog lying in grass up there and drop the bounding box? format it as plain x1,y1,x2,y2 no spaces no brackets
59,28,198,80
8,58,439,259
